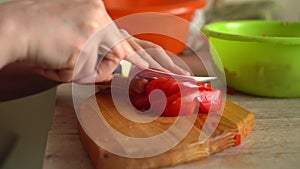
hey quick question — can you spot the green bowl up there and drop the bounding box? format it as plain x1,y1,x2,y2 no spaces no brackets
202,20,300,98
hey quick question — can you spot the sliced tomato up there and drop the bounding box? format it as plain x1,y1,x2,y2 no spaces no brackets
196,89,222,113
148,90,197,117
163,92,197,116
146,78,180,97
131,77,222,117
147,79,198,116
131,93,150,111
197,82,212,91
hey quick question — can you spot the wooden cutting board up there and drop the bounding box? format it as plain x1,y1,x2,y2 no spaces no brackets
78,89,254,169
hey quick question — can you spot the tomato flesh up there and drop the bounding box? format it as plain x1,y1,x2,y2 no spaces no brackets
131,93,150,111
131,77,222,117
196,89,222,113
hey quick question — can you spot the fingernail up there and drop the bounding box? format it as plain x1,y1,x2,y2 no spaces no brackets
185,71,191,76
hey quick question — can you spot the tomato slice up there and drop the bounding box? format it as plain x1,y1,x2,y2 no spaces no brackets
163,92,197,116
146,78,180,97
196,89,222,113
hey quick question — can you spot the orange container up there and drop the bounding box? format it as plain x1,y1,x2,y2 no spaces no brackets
103,0,206,54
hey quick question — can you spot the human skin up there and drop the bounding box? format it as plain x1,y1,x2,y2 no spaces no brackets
0,0,188,101
0,0,188,83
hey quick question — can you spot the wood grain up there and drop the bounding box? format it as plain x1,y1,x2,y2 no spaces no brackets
78,89,254,169
43,84,300,169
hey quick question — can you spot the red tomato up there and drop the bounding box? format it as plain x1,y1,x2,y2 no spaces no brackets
131,93,150,111
148,89,198,117
146,78,180,97
234,134,241,146
197,82,212,91
146,78,199,116
163,92,197,116
131,77,222,117
196,89,222,113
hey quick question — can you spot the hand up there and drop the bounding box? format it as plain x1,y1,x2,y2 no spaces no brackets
0,0,189,84
120,30,190,75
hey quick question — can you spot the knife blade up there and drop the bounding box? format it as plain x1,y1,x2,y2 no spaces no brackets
134,69,217,82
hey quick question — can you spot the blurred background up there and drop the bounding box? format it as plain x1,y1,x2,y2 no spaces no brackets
0,0,299,169
188,0,299,51
224,0,300,21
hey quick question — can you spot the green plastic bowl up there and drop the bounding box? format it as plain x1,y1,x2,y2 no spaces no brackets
202,20,300,98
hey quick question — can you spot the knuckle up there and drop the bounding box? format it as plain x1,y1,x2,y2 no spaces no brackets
154,45,164,51
79,21,101,36
139,50,150,58
67,42,85,67
89,0,105,9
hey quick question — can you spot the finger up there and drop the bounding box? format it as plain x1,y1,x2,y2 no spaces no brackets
75,71,113,84
95,21,130,60
115,42,149,70
75,58,115,84
120,29,167,71
95,51,124,83
72,46,99,82
134,38,190,75
75,48,119,83
96,25,149,69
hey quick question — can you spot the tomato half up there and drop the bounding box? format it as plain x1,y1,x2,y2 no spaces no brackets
146,78,180,97
130,77,222,117
163,92,197,116
146,78,199,116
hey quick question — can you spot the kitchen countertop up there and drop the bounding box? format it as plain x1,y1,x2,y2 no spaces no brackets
42,67,300,169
